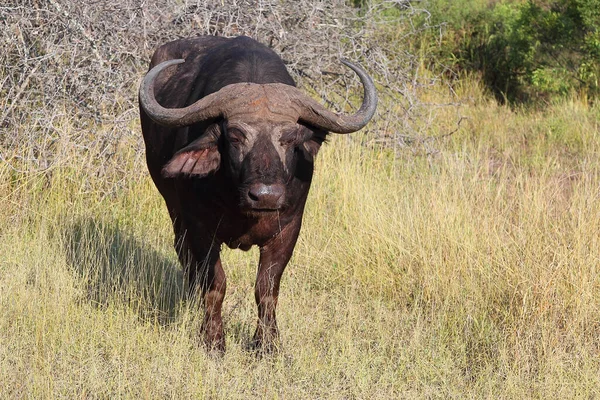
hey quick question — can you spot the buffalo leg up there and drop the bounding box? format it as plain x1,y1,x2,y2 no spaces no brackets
199,255,226,352
253,218,302,351
174,225,226,352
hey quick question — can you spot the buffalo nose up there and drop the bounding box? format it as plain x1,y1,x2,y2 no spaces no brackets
247,183,285,209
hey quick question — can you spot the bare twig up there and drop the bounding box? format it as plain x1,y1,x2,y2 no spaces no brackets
0,62,39,126
0,0,463,177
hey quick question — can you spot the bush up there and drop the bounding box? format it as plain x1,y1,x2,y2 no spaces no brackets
0,0,462,173
421,0,600,104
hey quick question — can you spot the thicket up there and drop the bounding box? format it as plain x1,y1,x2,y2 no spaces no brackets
417,0,600,103
0,0,462,176
3,0,598,176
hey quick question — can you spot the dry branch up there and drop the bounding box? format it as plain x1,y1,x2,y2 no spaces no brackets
0,0,462,174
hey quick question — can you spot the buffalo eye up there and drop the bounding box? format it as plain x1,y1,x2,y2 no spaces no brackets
280,128,306,147
225,127,246,147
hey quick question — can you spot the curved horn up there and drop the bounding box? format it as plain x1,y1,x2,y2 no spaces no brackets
139,59,226,127
293,59,378,133
140,58,378,132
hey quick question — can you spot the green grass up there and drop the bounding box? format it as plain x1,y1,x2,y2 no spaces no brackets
1,89,600,398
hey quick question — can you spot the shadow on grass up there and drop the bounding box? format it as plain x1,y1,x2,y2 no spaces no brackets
63,217,185,324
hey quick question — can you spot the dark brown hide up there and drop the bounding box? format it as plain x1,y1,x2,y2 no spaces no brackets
139,36,376,352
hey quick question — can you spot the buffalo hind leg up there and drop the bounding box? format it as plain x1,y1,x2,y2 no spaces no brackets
252,218,301,352
175,228,226,352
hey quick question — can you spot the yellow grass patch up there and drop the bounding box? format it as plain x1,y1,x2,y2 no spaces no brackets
1,90,599,397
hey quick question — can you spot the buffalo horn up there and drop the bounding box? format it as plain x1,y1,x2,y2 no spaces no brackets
140,58,377,133
139,59,227,127
293,59,378,134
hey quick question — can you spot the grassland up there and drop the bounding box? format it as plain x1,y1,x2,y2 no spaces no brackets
1,81,600,398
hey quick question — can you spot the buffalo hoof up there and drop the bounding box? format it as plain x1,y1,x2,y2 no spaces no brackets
202,320,225,354
204,335,225,354
249,327,280,355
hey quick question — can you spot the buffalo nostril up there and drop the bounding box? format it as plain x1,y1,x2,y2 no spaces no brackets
248,189,260,202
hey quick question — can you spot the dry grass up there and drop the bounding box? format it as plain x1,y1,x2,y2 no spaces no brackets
1,87,600,397
2,1,600,397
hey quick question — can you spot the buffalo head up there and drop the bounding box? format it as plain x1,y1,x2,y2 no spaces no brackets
139,58,377,215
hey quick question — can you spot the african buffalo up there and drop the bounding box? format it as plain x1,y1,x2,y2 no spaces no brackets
139,35,377,352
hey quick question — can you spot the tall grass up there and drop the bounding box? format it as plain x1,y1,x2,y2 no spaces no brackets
1,86,599,397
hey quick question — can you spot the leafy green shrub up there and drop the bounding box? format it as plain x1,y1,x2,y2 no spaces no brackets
420,0,600,104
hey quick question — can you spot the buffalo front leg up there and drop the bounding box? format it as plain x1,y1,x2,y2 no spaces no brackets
175,229,226,352
199,255,226,353
253,218,302,351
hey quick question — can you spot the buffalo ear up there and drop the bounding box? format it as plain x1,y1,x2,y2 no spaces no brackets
162,124,222,178
302,140,321,159
302,130,327,159
162,147,220,178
